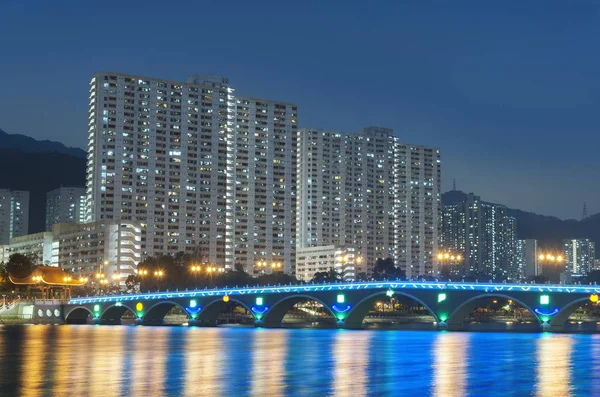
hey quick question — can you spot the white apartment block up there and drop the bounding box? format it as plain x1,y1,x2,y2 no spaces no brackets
295,245,359,282
86,72,299,273
46,187,86,231
52,220,142,283
0,189,29,245
297,127,440,278
86,72,234,264
0,245,8,264
9,232,54,266
229,97,297,274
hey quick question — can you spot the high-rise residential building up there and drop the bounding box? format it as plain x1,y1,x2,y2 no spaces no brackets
516,239,539,278
297,126,440,277
228,97,297,274
440,193,517,280
86,72,234,264
45,187,86,231
0,189,29,245
563,239,596,275
86,72,298,273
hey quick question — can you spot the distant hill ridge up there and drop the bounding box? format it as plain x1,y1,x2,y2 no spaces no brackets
0,128,86,158
442,190,599,250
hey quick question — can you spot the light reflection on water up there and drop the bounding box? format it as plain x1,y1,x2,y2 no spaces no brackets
0,325,597,396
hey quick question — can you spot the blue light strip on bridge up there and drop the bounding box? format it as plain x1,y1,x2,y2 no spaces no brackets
68,281,600,305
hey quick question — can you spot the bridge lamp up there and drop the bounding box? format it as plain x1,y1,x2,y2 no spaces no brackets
222,295,230,303
337,294,345,304
190,299,198,308
439,314,448,322
590,294,599,303
116,302,122,307
256,297,264,306
438,293,447,303
136,302,144,314
540,295,550,305
386,290,394,298
93,304,100,313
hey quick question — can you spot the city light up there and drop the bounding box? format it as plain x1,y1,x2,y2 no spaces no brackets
590,294,599,303
190,299,198,308
386,289,394,297
222,295,230,303
337,294,345,304
438,293,447,303
538,253,564,263
436,251,463,263
255,297,264,306
136,302,143,312
540,295,550,305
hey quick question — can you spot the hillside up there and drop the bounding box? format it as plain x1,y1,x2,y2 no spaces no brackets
0,128,86,158
442,190,599,250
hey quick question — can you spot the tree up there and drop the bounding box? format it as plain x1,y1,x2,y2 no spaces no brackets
372,258,405,281
125,274,138,290
5,253,36,279
311,268,338,284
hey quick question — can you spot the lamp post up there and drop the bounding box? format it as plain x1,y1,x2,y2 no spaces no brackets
190,265,202,288
436,250,464,278
154,270,164,290
113,274,121,293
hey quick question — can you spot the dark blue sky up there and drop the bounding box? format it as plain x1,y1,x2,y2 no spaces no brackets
1,1,599,219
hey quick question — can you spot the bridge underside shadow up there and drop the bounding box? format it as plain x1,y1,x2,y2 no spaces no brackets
65,307,93,324
100,306,136,325
142,302,188,325
262,295,336,328
195,299,253,327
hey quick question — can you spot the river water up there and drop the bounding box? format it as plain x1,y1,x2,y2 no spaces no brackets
0,325,599,396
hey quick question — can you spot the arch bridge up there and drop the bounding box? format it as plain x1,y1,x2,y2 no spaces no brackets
62,281,600,331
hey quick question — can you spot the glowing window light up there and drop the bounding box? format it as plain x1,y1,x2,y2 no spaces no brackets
222,295,230,303
136,302,143,312
190,299,197,308
256,297,263,306
540,295,550,305
337,294,345,304
438,293,447,303
590,294,599,303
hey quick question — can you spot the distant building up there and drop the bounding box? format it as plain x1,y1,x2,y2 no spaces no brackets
297,126,441,277
0,189,29,245
52,221,142,285
45,187,86,231
516,239,539,278
563,239,596,275
440,193,518,280
0,245,9,264
9,232,54,266
295,245,359,282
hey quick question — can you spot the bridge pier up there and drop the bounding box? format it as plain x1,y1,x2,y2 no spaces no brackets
542,323,564,333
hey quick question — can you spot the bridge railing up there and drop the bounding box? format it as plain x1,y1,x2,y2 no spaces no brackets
34,298,67,305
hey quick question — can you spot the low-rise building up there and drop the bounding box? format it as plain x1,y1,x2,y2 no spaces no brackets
9,232,54,266
295,245,359,282
52,221,142,285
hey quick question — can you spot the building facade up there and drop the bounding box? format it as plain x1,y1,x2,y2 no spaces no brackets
297,127,440,277
86,72,299,273
228,97,297,274
516,239,539,278
440,193,518,280
0,189,29,245
295,245,359,282
9,232,54,266
52,221,142,283
563,239,596,275
46,187,86,231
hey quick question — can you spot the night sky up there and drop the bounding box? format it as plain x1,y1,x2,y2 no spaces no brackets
1,1,599,219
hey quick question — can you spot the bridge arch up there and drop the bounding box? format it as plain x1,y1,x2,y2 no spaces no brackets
549,296,595,327
196,297,253,326
261,294,337,327
447,293,541,329
65,306,94,324
100,304,137,325
143,301,189,324
344,291,439,329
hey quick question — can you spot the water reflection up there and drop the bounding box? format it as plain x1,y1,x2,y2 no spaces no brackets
536,334,573,397
251,329,288,396
433,332,469,397
333,331,371,396
0,325,598,396
184,328,224,396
